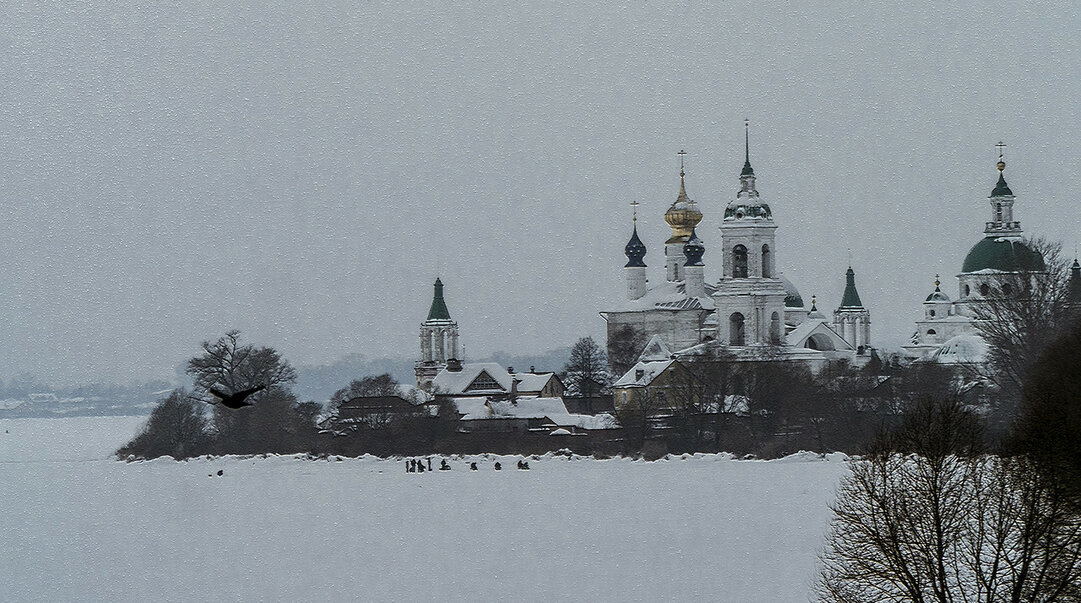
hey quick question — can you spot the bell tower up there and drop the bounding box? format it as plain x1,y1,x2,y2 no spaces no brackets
415,278,460,389
713,121,787,346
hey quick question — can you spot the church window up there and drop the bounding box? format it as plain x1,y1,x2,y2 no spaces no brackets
929,309,936,317
762,245,772,278
733,245,748,278
466,371,503,392
996,204,1002,222
965,284,971,296
769,311,781,344
1002,283,1012,295
980,283,990,296
729,313,746,346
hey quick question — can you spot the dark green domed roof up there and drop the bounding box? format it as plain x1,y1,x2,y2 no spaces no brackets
781,276,804,308
723,203,772,220
925,288,950,302
991,173,1013,197
962,237,1045,273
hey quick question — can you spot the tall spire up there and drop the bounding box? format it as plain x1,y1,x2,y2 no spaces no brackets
427,278,452,320
992,141,1013,197
839,266,864,308
741,119,754,177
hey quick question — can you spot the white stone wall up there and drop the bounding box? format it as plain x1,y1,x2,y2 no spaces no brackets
625,266,647,300
665,243,684,282
684,264,705,298
712,283,787,345
605,309,710,355
717,222,777,279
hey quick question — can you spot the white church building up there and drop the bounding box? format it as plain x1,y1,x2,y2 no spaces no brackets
902,151,1047,363
601,126,874,370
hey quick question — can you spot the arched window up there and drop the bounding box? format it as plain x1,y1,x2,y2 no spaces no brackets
980,283,990,296
964,284,971,297
1002,283,1012,295
761,244,772,278
927,329,937,335
733,245,748,278
769,311,781,344
729,313,746,346
929,309,936,317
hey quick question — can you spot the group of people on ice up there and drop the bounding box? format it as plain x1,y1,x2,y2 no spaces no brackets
404,457,530,472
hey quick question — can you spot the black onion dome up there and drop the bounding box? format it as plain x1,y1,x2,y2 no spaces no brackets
624,225,647,268
683,228,704,266
991,172,1013,197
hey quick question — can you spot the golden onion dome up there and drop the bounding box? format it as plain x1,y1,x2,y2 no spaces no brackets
664,173,703,243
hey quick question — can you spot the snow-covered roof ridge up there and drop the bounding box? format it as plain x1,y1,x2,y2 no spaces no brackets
432,362,559,396
638,335,672,362
605,280,716,313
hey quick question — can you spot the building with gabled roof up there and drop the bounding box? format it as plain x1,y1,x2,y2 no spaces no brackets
431,362,563,399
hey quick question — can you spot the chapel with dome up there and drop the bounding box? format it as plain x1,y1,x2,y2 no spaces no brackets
903,149,1046,361
601,125,873,370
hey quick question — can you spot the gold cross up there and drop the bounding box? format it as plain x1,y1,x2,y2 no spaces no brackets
630,200,639,223
995,141,1006,159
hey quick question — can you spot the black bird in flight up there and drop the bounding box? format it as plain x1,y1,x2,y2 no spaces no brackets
207,384,266,409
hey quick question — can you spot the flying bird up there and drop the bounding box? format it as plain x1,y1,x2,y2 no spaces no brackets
207,384,266,409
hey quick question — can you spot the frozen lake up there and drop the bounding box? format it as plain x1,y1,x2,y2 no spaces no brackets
1,416,848,602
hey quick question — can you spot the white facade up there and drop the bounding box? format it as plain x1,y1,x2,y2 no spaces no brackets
603,132,868,369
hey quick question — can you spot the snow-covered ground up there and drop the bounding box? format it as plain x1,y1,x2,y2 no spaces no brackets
1,416,848,602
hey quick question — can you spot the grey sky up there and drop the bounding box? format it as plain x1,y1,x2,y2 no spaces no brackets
2,3,1079,386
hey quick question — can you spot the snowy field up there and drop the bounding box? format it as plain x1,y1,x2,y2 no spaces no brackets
1,416,849,602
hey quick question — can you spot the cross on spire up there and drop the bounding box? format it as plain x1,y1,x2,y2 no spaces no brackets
677,149,687,177
630,200,639,223
996,141,1006,159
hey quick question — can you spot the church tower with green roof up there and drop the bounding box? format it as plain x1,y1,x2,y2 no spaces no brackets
832,266,871,352
415,278,460,389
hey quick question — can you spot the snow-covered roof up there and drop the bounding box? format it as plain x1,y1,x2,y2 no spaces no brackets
514,372,557,392
638,335,673,362
456,396,571,421
604,280,716,313
433,362,557,396
452,396,613,430
784,319,854,351
613,359,675,388
931,334,988,364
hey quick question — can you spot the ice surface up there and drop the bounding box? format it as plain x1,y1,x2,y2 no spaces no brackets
1,417,848,602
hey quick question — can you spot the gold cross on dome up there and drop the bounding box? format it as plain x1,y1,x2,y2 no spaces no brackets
995,141,1006,159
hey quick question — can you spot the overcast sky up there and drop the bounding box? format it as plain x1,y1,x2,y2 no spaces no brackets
2,2,1079,386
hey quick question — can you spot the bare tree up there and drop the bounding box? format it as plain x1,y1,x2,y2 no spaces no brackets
186,329,297,403
614,386,666,452
818,396,1081,602
117,388,211,459
562,336,610,399
328,373,401,414
607,324,648,379
970,237,1072,402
